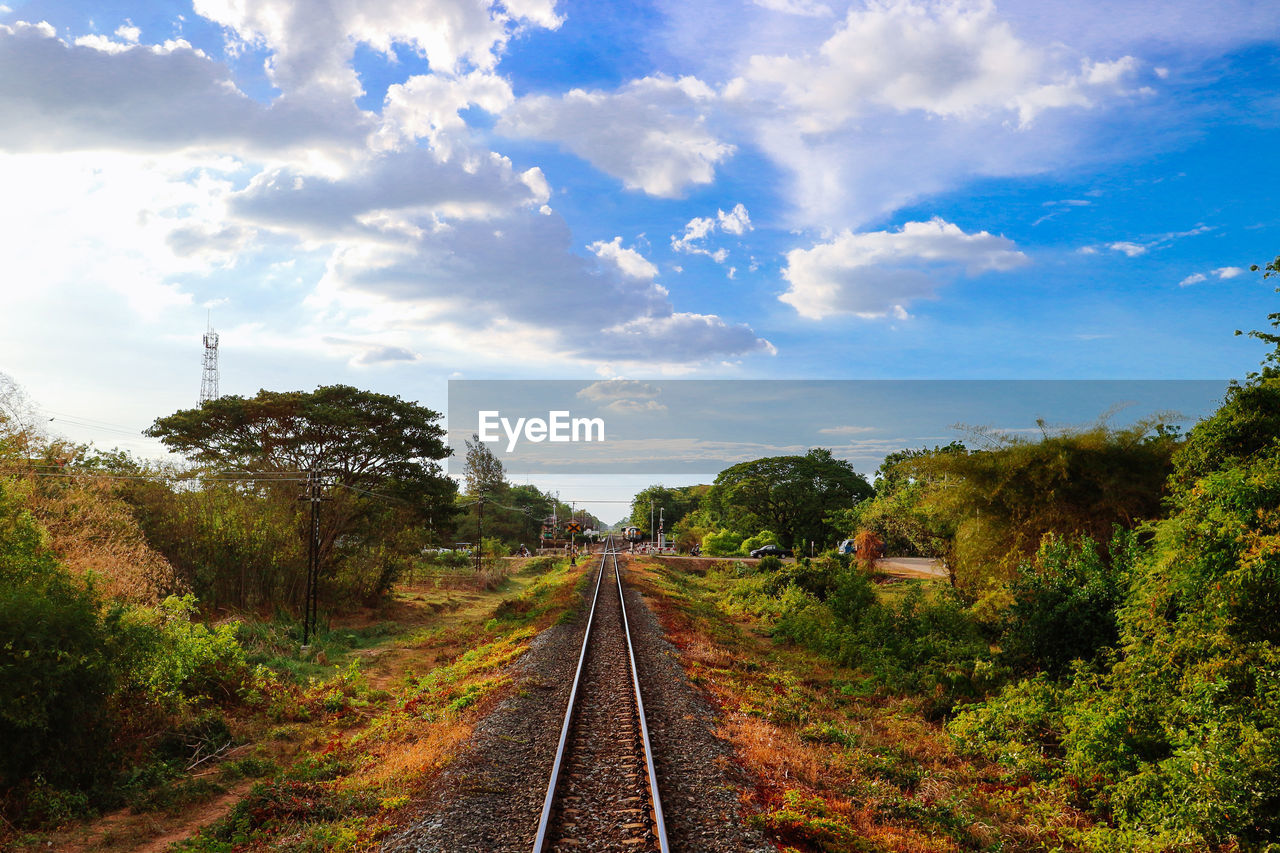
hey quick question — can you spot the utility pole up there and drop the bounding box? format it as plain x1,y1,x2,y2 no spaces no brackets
476,497,485,572
650,499,655,549
659,507,665,551
300,470,327,648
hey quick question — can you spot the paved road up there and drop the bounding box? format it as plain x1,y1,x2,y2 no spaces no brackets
876,557,948,580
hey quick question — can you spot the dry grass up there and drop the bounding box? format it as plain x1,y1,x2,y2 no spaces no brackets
22,474,182,604
628,557,1088,853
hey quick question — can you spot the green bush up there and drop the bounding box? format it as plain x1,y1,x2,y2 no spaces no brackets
0,480,117,794
740,530,780,554
702,528,745,557
999,530,1136,677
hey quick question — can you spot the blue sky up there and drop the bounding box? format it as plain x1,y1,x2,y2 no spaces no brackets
1,0,1278,506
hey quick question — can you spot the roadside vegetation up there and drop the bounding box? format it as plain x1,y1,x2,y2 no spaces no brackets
0,376,587,849
3,259,1278,850
630,255,1280,851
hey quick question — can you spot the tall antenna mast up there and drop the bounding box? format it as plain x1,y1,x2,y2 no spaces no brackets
199,313,220,405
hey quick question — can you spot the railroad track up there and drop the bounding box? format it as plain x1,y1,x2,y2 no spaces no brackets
532,535,669,853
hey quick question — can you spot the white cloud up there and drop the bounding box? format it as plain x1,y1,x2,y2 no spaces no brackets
1179,266,1246,287
192,0,561,98
229,148,548,238
0,22,366,155
716,0,1145,229
375,70,514,155
671,203,750,262
589,237,660,280
718,203,752,235
1108,241,1148,257
818,425,877,435
577,379,661,402
115,22,141,43
780,218,1028,319
728,1,1140,130
497,75,735,197
752,0,833,16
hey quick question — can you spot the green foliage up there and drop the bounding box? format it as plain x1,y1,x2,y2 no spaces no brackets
706,448,873,550
702,527,745,556
999,530,1137,677
114,595,249,712
916,422,1177,591
145,385,458,612
741,553,994,717
757,554,783,573
741,529,781,553
629,484,707,537
951,285,1280,849
129,481,304,611
0,478,258,828
462,434,504,497
0,479,117,793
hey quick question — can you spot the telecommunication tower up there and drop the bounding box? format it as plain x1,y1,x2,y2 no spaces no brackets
199,318,220,405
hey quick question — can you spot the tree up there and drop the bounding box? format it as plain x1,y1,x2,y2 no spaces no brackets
706,448,873,548
146,386,456,605
911,421,1178,591
463,434,505,497
628,484,706,536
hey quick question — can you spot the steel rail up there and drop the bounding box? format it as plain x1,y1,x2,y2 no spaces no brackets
531,535,669,853
611,544,671,852
531,538,610,852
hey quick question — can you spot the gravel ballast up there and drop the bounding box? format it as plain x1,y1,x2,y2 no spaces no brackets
383,557,772,853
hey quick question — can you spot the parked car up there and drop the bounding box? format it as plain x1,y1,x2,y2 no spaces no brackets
750,544,792,559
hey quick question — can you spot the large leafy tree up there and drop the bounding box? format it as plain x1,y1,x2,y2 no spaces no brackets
628,484,707,536
706,448,872,548
146,386,456,592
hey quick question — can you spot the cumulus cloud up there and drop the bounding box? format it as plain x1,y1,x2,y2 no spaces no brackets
193,0,561,98
302,205,771,363
0,21,365,154
497,75,735,197
729,0,1140,130
716,0,1145,228
115,22,141,43
671,203,751,262
375,71,514,155
1178,273,1206,287
589,237,660,280
577,379,662,402
780,218,1028,319
718,203,753,235
229,149,549,237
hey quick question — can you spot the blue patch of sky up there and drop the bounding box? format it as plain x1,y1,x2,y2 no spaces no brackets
500,0,667,95
353,41,432,112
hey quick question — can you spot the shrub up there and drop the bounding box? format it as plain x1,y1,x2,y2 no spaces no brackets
0,480,117,793
702,528,745,557
999,530,1136,677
